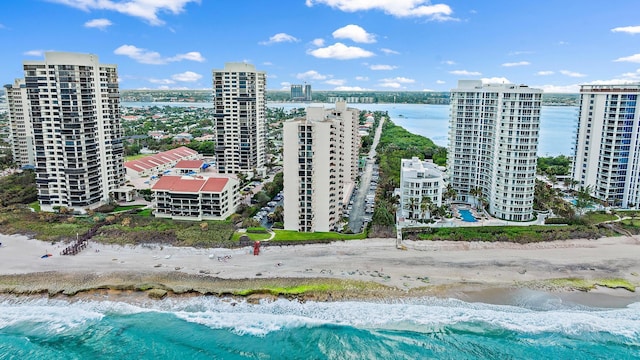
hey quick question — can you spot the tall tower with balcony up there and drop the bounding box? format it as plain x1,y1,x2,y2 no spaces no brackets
448,80,542,221
18,52,125,212
4,78,35,168
212,63,266,176
283,102,359,232
572,84,640,207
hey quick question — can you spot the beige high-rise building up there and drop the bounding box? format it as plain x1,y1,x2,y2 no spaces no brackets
4,78,35,168
283,102,359,232
20,52,125,212
572,84,640,207
212,63,266,176
448,80,541,221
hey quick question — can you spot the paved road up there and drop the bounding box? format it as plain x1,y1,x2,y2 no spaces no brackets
348,117,385,233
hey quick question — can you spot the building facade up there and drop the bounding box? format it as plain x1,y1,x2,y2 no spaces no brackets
19,52,125,212
4,78,35,168
399,157,446,220
572,84,640,207
151,175,239,221
448,80,541,221
283,102,359,232
213,63,266,176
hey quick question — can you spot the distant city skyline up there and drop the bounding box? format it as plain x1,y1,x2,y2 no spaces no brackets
2,0,640,92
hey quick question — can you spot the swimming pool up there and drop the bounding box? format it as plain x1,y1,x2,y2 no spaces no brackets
459,209,478,222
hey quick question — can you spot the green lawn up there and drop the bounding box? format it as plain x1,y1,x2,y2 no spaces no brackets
272,230,366,241
113,205,147,212
125,154,149,161
137,209,152,216
231,231,272,241
582,211,617,225
29,201,40,212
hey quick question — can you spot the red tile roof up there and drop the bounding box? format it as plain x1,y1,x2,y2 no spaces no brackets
175,160,204,169
152,176,230,194
201,178,229,192
125,146,199,172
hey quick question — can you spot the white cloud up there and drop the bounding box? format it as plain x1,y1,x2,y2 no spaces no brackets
114,45,205,64
535,84,580,93
369,64,397,70
259,32,299,45
436,80,445,84
325,79,346,86
536,71,554,76
481,77,511,84
611,25,640,34
171,71,202,82
355,76,369,81
306,0,455,21
449,70,481,76
614,53,640,63
423,88,435,92
296,70,329,80
334,86,370,91
501,61,530,67
508,50,533,56
23,49,51,56
621,69,640,79
280,81,291,90
380,48,400,55
84,18,112,30
48,0,199,26
0,23,5,29
311,38,325,47
442,60,456,65
307,42,375,60
381,77,415,83
559,69,587,77
149,78,175,85
379,82,402,88
558,41,569,45
266,74,278,79
332,24,376,43
263,61,273,66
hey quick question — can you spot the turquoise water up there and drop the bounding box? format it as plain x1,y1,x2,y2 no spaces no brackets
1,296,639,359
459,209,478,222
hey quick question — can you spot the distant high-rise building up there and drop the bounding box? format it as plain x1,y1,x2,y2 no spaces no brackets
304,84,312,101
4,78,35,168
448,80,542,221
20,52,125,212
572,84,640,207
290,84,312,101
213,63,267,175
283,102,359,232
290,84,304,101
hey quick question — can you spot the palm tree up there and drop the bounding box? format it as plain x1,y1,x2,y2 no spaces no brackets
420,196,433,219
444,184,457,206
470,186,483,209
408,197,418,219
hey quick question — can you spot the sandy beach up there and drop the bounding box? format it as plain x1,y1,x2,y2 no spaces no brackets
1,233,639,304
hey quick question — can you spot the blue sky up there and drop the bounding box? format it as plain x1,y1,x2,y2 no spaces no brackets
2,0,640,92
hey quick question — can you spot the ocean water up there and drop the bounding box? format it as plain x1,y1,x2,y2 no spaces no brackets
1,295,638,359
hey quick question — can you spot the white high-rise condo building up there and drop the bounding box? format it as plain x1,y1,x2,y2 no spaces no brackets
4,78,35,168
20,52,125,212
448,80,542,221
283,102,359,232
572,84,640,207
212,63,266,176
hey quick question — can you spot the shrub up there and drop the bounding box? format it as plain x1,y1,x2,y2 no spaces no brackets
247,227,268,234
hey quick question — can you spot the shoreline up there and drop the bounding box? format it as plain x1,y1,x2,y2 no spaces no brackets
1,233,639,307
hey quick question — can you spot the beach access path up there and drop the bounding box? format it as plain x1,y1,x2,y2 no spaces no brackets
2,233,640,293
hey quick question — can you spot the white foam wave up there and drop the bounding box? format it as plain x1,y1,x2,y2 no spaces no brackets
2,296,639,339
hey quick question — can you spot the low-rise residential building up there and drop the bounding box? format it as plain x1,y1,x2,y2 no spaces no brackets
151,175,239,220
174,159,204,175
125,146,200,177
399,157,446,220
